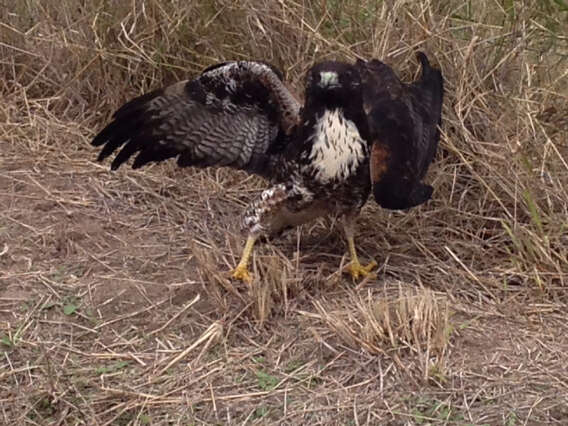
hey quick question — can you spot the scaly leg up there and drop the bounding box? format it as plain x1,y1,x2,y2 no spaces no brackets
231,234,257,284
232,180,315,284
342,214,377,280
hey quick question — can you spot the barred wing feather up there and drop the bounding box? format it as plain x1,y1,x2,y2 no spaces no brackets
92,61,301,179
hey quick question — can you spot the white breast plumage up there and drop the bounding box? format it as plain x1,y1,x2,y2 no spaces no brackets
308,109,366,182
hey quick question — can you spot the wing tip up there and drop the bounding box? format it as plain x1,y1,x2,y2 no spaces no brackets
415,51,444,102
91,90,162,169
91,124,112,147
374,181,434,210
415,51,430,67
415,52,443,79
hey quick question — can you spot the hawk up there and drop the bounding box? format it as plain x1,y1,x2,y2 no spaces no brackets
92,52,443,283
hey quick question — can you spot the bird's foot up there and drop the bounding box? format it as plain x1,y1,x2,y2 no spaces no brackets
231,264,252,284
347,260,378,280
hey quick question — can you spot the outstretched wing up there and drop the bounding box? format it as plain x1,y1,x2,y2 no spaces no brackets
356,52,443,210
92,61,301,179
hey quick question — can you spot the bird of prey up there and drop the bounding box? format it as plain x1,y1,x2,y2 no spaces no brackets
92,52,443,283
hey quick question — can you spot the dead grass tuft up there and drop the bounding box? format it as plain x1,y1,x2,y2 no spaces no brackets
313,286,450,381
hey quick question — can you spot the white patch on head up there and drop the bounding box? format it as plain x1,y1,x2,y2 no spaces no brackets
309,109,366,182
319,71,339,87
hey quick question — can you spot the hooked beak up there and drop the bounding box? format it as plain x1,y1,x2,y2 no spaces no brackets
318,71,340,88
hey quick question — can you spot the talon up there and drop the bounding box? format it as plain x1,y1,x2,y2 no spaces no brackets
232,264,252,284
347,260,377,280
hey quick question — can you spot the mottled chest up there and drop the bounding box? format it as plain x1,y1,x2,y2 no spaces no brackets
304,109,367,183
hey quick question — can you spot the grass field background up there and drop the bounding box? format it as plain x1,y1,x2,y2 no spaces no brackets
1,0,567,424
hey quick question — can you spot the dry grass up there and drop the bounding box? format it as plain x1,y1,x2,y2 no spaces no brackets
1,0,568,424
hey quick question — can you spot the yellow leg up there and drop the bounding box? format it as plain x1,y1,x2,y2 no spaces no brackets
231,235,257,284
346,235,377,280
343,215,377,280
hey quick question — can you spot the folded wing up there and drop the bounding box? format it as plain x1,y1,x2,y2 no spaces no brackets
92,61,301,179
356,52,444,210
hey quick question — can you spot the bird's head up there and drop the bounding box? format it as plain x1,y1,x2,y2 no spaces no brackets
305,61,362,107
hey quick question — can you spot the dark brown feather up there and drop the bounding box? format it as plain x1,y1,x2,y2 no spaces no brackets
357,52,443,210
